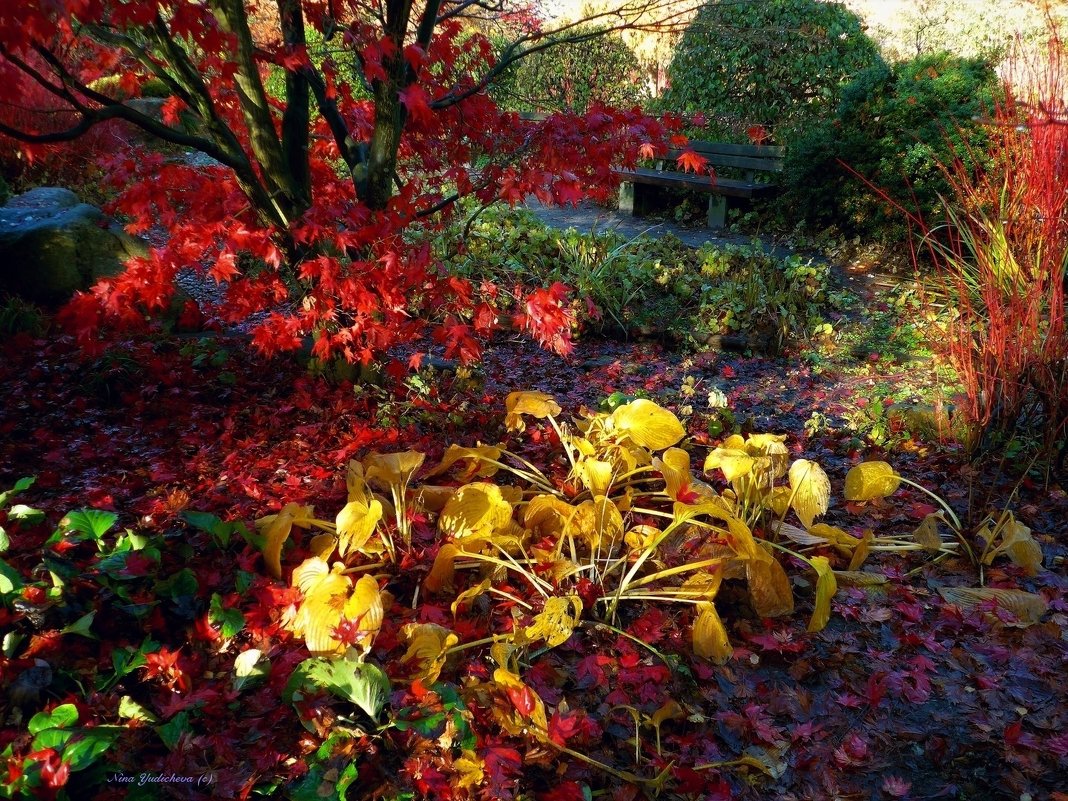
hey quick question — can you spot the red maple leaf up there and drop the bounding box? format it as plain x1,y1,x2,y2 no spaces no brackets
676,149,708,174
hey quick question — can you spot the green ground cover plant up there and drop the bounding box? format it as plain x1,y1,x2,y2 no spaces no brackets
446,207,835,350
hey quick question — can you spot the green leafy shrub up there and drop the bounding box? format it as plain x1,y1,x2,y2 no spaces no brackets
785,52,998,242
492,27,646,113
445,208,833,349
0,296,46,337
660,0,880,142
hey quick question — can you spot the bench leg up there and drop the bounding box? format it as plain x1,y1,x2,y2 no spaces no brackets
619,182,636,215
706,195,727,230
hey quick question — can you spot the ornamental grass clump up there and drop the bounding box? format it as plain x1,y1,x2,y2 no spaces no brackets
922,23,1068,461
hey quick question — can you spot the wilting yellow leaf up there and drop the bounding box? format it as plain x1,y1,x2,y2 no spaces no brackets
624,524,662,551
453,750,485,790
439,483,513,542
505,391,561,432
347,460,370,502
773,521,829,546
693,602,733,664
937,586,1047,625
425,444,502,481
336,497,383,557
414,485,455,513
788,459,831,528
261,502,304,579
978,513,1043,576
680,569,724,601
703,447,755,482
401,622,459,683
745,433,790,478
725,516,760,561
492,666,548,731
807,556,837,632
308,533,337,560
844,461,901,501
808,523,859,548
564,496,624,551
451,579,491,617
746,551,795,617
524,595,583,648
650,699,686,729
610,399,685,451
424,543,460,593
833,569,888,586
364,450,425,489
848,529,873,570
577,458,615,496
912,513,943,552
766,485,792,517
522,494,572,538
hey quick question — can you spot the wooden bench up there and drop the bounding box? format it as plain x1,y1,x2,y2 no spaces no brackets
617,141,785,229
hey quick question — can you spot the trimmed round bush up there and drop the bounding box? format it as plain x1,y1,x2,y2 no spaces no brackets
661,0,880,141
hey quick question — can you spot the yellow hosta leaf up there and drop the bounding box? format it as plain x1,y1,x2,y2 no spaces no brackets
979,513,1043,576
504,391,561,432
425,444,502,480
492,666,548,731
610,399,686,451
364,450,425,490
347,460,371,503
808,523,860,548
453,750,485,790
524,595,583,648
650,699,686,730
577,458,615,496
656,447,691,499
766,485,792,517
788,459,831,528
912,513,944,552
624,524,661,551
451,579,491,617
807,556,837,632
746,551,795,618
291,558,352,654
522,494,572,538
773,521,829,546
745,433,789,478
703,447,755,482
260,502,304,579
725,516,760,561
937,586,1047,625
848,529,873,570
1005,536,1043,576
424,543,460,593
414,485,455,513
308,533,337,560
833,570,888,586
693,602,733,664
336,497,383,557
401,622,459,683
339,574,383,654
439,483,513,542
844,461,901,501
564,496,624,551
680,570,724,601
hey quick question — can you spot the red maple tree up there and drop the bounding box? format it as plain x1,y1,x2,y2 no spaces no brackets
0,0,695,364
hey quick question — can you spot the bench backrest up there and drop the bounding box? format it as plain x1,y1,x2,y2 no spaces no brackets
665,141,785,174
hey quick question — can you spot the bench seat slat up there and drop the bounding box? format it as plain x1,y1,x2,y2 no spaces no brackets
615,168,778,199
665,150,784,172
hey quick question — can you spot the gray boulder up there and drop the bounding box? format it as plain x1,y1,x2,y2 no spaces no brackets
0,187,148,304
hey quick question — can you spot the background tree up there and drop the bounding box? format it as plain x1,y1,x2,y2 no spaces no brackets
0,0,696,363
492,25,645,113
660,0,880,141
